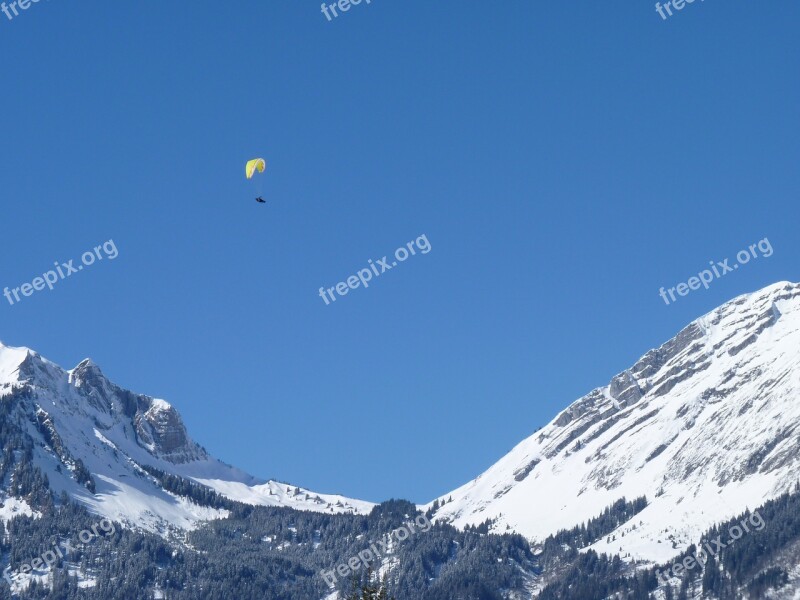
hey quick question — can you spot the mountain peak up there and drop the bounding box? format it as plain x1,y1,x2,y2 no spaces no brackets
432,280,800,565
70,358,105,388
0,338,374,537
74,357,100,371
0,341,35,383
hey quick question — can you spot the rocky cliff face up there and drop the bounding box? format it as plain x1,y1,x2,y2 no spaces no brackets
68,358,204,463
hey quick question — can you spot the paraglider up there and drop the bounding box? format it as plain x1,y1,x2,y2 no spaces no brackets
245,158,267,203
245,158,266,179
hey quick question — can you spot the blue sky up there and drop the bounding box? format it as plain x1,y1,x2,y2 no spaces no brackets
0,1,797,504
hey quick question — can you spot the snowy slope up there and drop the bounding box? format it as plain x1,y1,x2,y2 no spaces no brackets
0,345,372,535
429,281,800,564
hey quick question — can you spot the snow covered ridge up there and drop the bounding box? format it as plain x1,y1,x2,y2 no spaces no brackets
0,342,373,535
429,281,800,565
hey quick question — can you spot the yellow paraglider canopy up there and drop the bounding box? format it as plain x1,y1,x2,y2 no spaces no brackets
245,158,266,180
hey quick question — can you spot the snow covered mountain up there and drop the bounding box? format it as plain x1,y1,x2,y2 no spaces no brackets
0,344,372,536
430,281,800,565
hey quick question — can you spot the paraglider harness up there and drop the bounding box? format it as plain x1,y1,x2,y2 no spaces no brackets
255,197,266,203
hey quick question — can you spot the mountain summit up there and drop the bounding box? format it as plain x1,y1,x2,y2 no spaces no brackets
0,342,372,535
431,281,800,564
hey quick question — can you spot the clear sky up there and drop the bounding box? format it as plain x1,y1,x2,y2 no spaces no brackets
0,1,797,504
